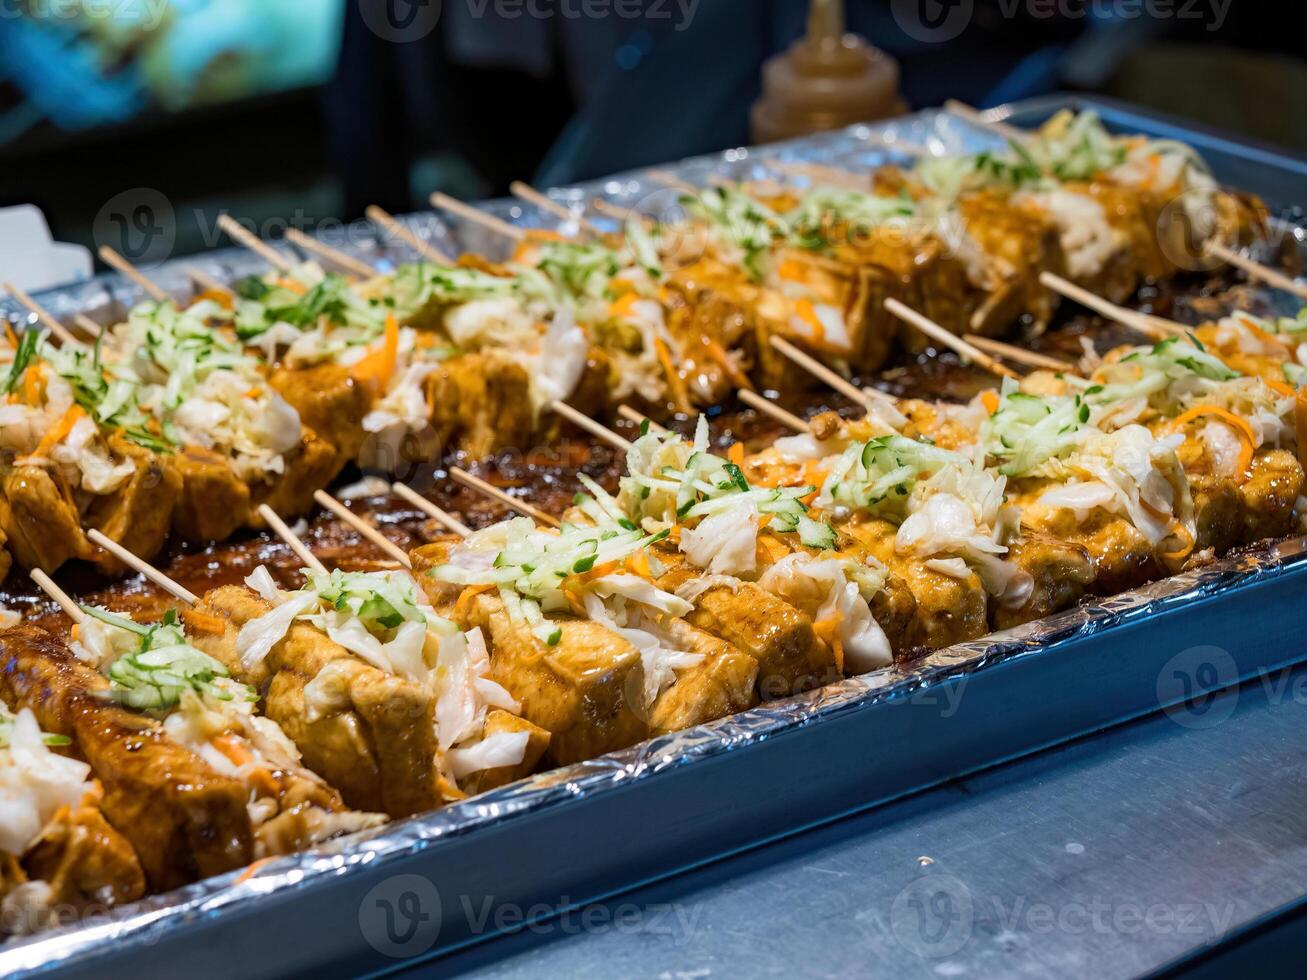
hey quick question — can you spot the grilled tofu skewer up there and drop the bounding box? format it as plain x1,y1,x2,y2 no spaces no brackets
82,528,462,816
1,598,146,934
302,489,760,769
0,301,183,577
22,568,388,877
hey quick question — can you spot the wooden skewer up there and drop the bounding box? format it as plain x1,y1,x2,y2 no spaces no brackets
943,100,1028,144
73,314,103,339
257,504,328,575
1038,272,1181,341
884,298,1020,379
449,467,560,528
365,206,455,266
770,335,881,408
766,160,868,191
962,334,1080,374
551,400,632,451
645,169,700,196
284,229,377,280
510,182,603,238
312,490,411,567
29,569,85,624
617,405,668,434
85,529,200,606
185,265,235,301
430,193,526,243
97,246,170,303
390,483,472,538
216,215,294,272
857,130,930,159
1206,242,1307,301
4,281,82,347
589,198,655,228
738,389,810,433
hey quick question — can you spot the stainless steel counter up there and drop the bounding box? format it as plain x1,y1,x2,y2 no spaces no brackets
420,658,1307,979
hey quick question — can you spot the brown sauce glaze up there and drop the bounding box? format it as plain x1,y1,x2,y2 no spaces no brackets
0,271,1282,631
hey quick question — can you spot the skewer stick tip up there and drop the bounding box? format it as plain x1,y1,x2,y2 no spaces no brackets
390,482,472,538
312,490,412,567
738,389,810,433
29,569,85,624
84,529,200,606
449,467,561,528
257,504,329,575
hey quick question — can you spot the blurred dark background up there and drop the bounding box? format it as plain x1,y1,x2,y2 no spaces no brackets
0,0,1303,263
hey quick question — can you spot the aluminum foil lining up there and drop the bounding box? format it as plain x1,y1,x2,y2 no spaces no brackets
3,104,1307,973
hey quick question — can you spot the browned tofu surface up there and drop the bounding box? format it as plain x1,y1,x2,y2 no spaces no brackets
0,624,253,892
191,585,449,819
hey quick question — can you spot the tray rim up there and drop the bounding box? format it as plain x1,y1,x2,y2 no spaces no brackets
4,92,1307,976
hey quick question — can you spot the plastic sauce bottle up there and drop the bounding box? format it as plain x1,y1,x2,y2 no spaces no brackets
751,0,907,144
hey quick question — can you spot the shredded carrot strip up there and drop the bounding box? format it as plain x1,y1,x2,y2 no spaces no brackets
794,298,826,346
1265,378,1295,398
454,583,494,621
624,550,653,580
30,405,84,459
608,292,642,319
197,288,234,310
234,857,276,886
274,277,307,296
1171,404,1255,481
248,767,281,799
243,387,263,399
350,312,400,395
777,259,808,284
211,733,254,767
3,322,17,347
727,443,745,467
980,390,1001,415
1143,153,1161,190
703,339,752,390
1238,316,1292,357
575,561,621,585
1160,522,1194,562
799,461,828,506
654,338,692,414
23,361,44,406
813,613,845,674
561,588,586,617
181,609,228,636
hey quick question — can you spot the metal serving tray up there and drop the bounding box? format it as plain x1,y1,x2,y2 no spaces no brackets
3,95,1307,978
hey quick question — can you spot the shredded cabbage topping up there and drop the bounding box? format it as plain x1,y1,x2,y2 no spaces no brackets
0,707,92,856
78,606,256,712
981,382,1090,476
239,567,458,680
1033,425,1195,548
431,516,680,647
